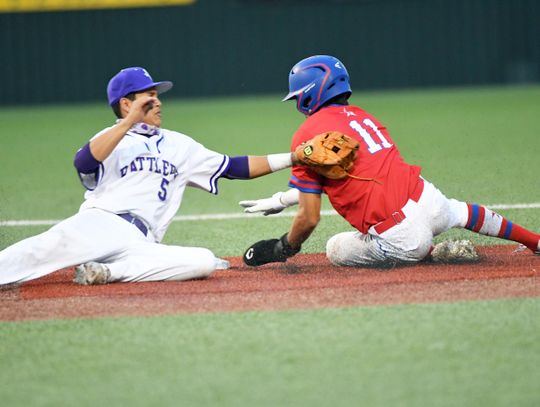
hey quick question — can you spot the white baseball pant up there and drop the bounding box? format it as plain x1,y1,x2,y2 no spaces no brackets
0,208,217,285
325,179,469,266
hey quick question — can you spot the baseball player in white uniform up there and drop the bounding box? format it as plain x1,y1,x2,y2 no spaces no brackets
0,67,297,285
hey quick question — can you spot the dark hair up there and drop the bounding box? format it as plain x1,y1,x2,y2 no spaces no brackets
321,92,351,109
112,92,136,118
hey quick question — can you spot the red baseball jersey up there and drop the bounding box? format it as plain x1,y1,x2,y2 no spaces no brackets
289,105,422,233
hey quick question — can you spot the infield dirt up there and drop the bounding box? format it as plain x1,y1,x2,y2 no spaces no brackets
1,245,538,321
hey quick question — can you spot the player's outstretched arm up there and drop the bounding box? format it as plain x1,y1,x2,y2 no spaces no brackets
239,188,300,215
287,191,321,247
243,191,320,266
223,152,298,181
246,153,299,178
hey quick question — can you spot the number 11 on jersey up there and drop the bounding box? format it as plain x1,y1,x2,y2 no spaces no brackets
349,118,393,154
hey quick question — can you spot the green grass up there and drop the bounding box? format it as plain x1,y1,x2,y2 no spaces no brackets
1,299,539,407
1,85,539,221
1,86,539,406
1,85,539,252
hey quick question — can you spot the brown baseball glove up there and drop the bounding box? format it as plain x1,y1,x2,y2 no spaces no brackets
294,131,359,180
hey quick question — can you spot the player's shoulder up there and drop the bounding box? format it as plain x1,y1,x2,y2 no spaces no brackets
159,128,218,156
303,105,370,129
291,105,365,147
160,127,188,139
160,128,199,145
324,104,371,119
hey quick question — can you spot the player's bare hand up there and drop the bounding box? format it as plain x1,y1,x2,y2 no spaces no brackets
125,96,158,124
239,192,286,216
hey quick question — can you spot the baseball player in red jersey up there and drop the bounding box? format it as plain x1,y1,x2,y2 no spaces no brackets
241,55,540,267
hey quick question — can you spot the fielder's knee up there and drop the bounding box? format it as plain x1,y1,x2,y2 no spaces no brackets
167,247,217,281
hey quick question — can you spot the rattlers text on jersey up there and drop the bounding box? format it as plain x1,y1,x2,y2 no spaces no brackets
79,124,229,242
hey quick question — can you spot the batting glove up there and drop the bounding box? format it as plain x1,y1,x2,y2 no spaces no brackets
239,189,299,216
243,233,301,266
239,191,287,216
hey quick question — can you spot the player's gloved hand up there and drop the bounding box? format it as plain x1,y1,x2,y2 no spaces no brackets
239,192,287,216
243,233,301,266
239,189,300,216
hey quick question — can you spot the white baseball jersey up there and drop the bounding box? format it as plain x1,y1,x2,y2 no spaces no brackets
79,126,230,242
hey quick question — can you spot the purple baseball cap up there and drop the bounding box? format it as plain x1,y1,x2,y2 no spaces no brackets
107,67,173,105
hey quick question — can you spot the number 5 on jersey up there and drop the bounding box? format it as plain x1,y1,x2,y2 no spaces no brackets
158,178,169,201
349,118,392,154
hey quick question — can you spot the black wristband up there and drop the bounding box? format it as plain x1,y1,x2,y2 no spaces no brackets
275,233,301,259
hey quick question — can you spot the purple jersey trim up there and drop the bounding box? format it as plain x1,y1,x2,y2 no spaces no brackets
156,135,164,153
222,156,250,180
74,143,103,190
209,155,230,194
77,162,104,191
74,143,101,173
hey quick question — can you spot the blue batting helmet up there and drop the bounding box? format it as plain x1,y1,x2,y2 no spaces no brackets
282,55,352,116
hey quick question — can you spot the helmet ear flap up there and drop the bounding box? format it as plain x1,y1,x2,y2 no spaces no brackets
285,55,352,116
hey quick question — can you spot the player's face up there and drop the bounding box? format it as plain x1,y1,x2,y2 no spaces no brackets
134,89,162,127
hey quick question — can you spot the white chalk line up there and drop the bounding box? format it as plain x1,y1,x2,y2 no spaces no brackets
1,202,539,227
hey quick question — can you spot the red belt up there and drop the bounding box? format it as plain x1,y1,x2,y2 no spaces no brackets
373,179,425,235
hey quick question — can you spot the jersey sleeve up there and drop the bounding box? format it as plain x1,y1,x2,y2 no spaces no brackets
74,128,113,190
186,140,230,194
288,166,323,194
288,128,324,194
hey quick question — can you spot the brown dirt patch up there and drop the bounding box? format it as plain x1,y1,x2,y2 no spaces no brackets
1,245,538,321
